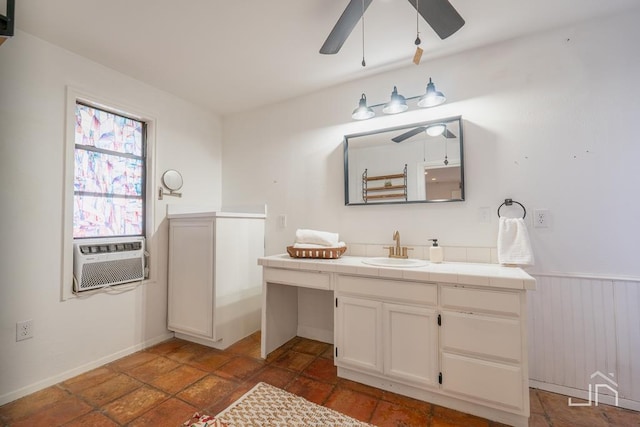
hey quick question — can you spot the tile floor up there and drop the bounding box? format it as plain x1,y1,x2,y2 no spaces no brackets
1,333,638,426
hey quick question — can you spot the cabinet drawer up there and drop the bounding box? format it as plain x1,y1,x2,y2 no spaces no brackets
337,275,437,305
264,268,331,290
441,286,520,317
441,311,521,362
441,352,524,411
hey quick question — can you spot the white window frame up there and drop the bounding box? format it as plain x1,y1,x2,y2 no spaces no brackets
61,86,157,300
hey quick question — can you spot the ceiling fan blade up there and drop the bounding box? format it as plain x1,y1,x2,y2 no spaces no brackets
407,0,465,40
320,0,373,54
443,129,456,138
392,126,426,143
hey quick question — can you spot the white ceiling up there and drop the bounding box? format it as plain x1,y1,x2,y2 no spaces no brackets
13,0,639,115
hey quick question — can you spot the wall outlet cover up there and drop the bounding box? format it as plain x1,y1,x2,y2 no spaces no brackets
16,319,33,341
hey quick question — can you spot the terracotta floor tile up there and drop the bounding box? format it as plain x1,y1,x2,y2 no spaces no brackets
302,356,339,384
177,375,239,409
339,378,385,399
264,345,289,363
292,338,332,356
165,341,211,364
207,381,256,416
77,373,141,407
188,350,234,372
431,416,468,427
285,376,335,405
0,385,70,422
537,389,609,427
251,366,297,389
108,351,158,372
10,396,92,427
128,397,199,427
602,404,640,426
149,364,208,394
528,413,552,427
147,337,189,355
432,404,490,427
62,410,120,427
226,333,262,358
272,349,315,372
369,399,430,427
380,389,431,413
319,344,335,360
126,356,180,383
61,367,116,393
103,386,168,424
529,388,545,415
213,356,264,381
324,386,378,423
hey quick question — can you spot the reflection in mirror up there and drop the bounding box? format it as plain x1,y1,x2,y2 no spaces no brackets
344,116,464,205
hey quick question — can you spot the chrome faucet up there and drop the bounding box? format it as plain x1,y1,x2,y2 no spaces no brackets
385,231,413,259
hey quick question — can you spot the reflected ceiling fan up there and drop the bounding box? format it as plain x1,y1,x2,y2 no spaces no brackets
320,0,465,55
392,124,456,143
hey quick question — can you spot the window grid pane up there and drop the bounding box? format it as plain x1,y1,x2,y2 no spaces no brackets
74,102,145,238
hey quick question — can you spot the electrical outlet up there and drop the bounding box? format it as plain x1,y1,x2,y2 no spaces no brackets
534,209,549,228
16,319,33,341
278,214,287,229
478,207,491,223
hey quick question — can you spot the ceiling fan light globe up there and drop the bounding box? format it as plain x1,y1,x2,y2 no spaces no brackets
426,124,446,136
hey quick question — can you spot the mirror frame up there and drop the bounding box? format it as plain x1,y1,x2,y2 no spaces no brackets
344,116,464,206
161,169,184,191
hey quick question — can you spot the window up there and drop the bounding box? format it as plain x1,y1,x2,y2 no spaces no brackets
73,102,146,238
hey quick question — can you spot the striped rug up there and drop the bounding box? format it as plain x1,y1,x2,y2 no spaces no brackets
214,382,373,426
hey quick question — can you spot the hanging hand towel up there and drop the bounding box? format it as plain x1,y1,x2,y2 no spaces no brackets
295,229,340,247
498,217,535,266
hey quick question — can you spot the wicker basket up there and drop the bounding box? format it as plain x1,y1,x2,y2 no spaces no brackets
286,246,347,259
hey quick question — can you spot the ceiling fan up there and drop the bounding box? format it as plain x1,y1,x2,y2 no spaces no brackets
320,0,465,55
391,124,456,143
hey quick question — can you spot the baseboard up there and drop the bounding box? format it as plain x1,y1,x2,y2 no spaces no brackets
297,325,333,344
0,332,174,406
530,380,640,412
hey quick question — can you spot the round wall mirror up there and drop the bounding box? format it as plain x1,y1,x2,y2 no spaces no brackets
162,169,183,191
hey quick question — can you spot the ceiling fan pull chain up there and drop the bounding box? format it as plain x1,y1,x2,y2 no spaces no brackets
361,0,366,67
413,0,423,65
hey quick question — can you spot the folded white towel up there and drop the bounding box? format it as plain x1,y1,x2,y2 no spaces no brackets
498,217,535,266
295,229,340,247
293,242,346,249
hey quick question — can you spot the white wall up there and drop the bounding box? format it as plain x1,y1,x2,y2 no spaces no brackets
0,31,222,403
222,8,640,278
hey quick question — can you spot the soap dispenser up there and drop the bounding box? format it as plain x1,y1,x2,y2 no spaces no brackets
429,239,443,263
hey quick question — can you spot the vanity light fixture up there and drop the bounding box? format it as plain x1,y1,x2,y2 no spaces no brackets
417,78,446,107
382,86,409,115
352,77,446,121
352,94,375,120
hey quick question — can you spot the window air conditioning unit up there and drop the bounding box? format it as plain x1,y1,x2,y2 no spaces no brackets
73,237,145,292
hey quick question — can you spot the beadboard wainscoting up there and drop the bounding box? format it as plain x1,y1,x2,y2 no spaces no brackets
528,273,640,411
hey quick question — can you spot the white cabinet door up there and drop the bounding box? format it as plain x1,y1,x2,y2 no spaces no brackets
168,219,215,338
383,303,439,388
336,296,383,373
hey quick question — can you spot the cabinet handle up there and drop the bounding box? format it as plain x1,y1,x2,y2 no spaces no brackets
437,314,441,326
439,372,443,384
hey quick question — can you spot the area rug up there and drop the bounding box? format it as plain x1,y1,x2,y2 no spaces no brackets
214,382,374,426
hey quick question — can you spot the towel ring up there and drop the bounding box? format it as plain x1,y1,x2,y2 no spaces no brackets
497,198,526,219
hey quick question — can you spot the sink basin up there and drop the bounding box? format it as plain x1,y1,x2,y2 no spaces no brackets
361,257,428,268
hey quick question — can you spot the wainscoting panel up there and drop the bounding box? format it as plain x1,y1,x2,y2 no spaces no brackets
528,274,640,409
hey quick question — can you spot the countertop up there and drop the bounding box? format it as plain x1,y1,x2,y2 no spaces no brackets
258,254,536,291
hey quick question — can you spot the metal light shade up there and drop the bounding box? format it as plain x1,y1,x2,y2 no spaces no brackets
417,78,446,108
382,86,408,114
352,93,375,120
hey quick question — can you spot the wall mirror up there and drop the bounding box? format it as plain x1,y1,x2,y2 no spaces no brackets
344,116,464,205
158,169,183,200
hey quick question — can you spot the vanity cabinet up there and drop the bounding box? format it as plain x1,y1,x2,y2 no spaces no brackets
167,211,265,350
258,255,535,427
335,275,439,389
439,285,527,412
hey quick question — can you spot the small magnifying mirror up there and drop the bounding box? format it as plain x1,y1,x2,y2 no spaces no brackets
159,169,183,200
